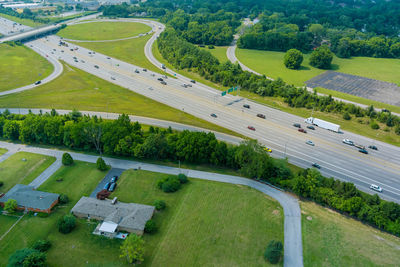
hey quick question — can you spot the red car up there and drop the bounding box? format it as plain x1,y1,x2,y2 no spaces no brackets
298,128,307,133
248,126,255,131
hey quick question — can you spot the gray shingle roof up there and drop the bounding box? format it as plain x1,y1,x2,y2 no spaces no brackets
0,184,59,211
71,197,155,231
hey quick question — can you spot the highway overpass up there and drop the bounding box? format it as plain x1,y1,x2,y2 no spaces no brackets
0,24,61,43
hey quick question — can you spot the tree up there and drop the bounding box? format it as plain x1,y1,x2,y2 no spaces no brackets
8,248,46,267
3,120,20,140
153,200,166,211
144,219,157,234
343,112,351,120
4,199,17,213
120,234,145,264
31,240,51,252
177,173,188,184
58,214,76,234
336,37,352,58
83,120,103,156
264,240,283,264
58,194,69,204
284,49,303,69
22,250,46,267
309,45,333,69
96,157,108,171
62,153,73,166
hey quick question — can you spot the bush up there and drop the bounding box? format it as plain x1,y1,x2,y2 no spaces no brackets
62,153,73,166
343,112,351,120
208,45,215,49
309,45,333,69
58,214,76,234
144,219,157,234
32,240,51,252
4,199,17,213
7,248,46,267
370,121,380,129
283,49,303,69
96,157,108,171
178,173,188,184
59,194,69,204
157,176,182,193
264,240,283,264
153,200,166,211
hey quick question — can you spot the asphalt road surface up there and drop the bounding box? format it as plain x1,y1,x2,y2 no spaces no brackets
0,16,31,36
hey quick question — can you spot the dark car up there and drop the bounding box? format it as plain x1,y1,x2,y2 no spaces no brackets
111,176,118,183
210,113,217,118
94,65,99,69
368,145,378,150
103,182,111,190
160,81,167,85
135,69,140,73
142,68,147,72
381,109,390,113
109,182,117,192
157,78,164,81
190,80,196,83
298,128,307,133
293,123,301,128
359,148,368,154
312,163,321,169
243,104,250,109
257,114,266,119
34,80,41,85
307,125,315,130
161,64,166,69
248,126,255,131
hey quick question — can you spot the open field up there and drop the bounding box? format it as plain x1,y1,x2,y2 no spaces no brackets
0,161,105,266
0,215,19,237
301,201,400,266
236,49,400,87
0,152,55,192
0,14,43,27
200,46,229,63
115,169,284,266
0,148,7,156
58,21,151,41
0,43,53,92
0,62,240,137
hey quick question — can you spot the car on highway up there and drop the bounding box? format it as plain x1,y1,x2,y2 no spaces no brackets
312,163,321,169
161,64,166,69
370,184,383,192
257,114,266,119
111,77,116,80
157,78,164,81
342,139,354,146
142,68,147,72
307,125,315,130
182,84,189,88
359,148,368,154
81,60,85,63
355,144,366,150
94,65,99,69
263,147,272,153
248,126,255,131
135,69,140,73
306,140,315,146
34,80,41,85
298,128,307,133
74,59,78,63
210,113,217,118
107,57,111,59
160,81,167,85
293,123,301,128
190,80,196,83
109,182,117,192
243,104,250,109
110,176,118,183
368,145,378,150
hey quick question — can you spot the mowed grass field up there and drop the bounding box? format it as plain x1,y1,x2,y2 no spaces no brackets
0,148,7,156
301,201,400,266
115,170,284,266
0,63,240,137
0,44,53,92
0,215,19,237
200,46,229,63
0,152,55,192
58,21,151,41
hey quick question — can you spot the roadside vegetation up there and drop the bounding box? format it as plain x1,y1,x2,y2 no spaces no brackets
0,62,239,136
0,152,55,192
0,147,7,156
0,43,53,92
58,21,151,41
0,13,42,27
200,46,229,63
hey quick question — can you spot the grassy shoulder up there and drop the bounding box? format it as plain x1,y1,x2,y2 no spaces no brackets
0,147,7,156
58,21,151,41
200,46,229,63
301,201,400,266
0,14,43,27
0,62,240,137
0,44,54,92
0,151,56,192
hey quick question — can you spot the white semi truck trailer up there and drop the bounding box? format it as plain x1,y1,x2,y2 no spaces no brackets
305,117,340,132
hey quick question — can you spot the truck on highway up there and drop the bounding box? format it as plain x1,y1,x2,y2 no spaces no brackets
305,117,340,132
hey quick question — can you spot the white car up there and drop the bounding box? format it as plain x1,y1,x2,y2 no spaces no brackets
342,139,354,146
370,184,383,192
306,140,315,146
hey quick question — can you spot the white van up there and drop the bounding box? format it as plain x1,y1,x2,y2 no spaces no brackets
370,184,383,192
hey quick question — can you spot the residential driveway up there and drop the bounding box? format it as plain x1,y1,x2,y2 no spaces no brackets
89,168,125,198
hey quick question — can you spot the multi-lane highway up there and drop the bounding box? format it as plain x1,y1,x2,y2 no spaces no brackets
0,16,31,36
1,17,399,203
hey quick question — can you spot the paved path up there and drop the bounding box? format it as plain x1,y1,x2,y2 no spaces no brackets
29,159,62,189
0,108,242,145
0,140,303,267
90,168,124,198
0,147,17,163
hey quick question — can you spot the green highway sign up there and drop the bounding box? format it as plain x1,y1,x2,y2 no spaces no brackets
221,91,227,96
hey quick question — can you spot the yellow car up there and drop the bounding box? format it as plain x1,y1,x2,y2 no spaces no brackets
263,147,272,153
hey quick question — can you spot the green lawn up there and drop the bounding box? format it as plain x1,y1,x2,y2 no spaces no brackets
0,44,53,92
301,201,400,266
0,148,7,156
0,14,43,27
200,46,229,63
0,215,19,237
0,152,56,193
0,161,105,266
58,21,151,41
0,62,240,137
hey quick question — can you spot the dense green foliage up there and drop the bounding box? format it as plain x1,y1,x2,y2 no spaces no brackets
177,173,188,184
144,219,158,234
61,153,73,166
58,194,69,205
153,199,166,211
7,248,46,267
283,49,303,69
96,157,108,171
309,45,333,69
264,240,283,264
31,240,51,253
4,199,17,213
157,176,182,193
57,214,76,234
120,234,145,264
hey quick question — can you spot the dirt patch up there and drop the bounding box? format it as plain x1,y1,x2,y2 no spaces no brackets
272,210,280,215
306,216,313,221
301,210,308,215
374,235,384,241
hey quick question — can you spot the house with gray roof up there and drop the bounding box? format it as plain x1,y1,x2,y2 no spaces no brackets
0,184,59,213
71,196,155,236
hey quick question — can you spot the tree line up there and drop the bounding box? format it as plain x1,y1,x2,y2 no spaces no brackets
157,29,400,134
0,109,400,237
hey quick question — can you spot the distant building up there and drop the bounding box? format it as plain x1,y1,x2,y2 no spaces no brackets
71,196,155,236
0,184,59,213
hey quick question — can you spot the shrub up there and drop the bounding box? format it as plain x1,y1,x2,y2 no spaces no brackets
96,157,108,171
264,240,283,264
396,125,400,135
144,219,157,234
283,49,303,69
208,45,215,49
0,181,3,188
32,240,51,252
4,199,17,213
37,212,49,218
58,214,76,234
370,121,380,129
7,248,46,267
153,200,166,211
343,112,351,120
178,173,188,184
59,194,69,204
309,45,334,69
62,153,73,166
161,177,181,193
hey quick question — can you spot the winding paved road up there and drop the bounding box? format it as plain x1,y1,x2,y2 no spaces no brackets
0,140,303,266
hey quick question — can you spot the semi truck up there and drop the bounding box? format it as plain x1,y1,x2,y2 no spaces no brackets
304,117,340,132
